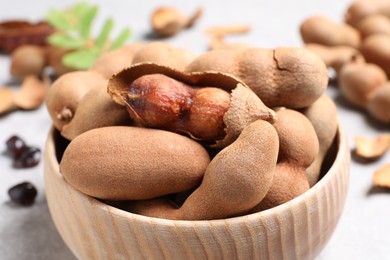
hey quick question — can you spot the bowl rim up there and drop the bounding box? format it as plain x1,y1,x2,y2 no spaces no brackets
47,120,349,226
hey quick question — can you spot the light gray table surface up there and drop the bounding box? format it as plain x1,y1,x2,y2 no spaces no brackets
1,0,389,259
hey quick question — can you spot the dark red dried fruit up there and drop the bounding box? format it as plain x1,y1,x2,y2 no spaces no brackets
8,182,38,206
13,146,41,168
5,135,41,168
6,135,26,160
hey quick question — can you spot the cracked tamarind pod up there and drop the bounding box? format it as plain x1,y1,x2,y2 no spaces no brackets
108,62,277,148
185,47,328,109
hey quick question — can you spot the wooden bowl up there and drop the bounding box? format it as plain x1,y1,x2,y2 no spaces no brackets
44,123,350,260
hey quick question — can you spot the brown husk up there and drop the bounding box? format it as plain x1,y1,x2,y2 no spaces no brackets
108,62,276,148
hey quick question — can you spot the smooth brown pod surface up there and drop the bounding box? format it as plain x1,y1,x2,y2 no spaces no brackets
177,120,279,220
367,83,390,123
253,109,317,211
345,0,390,26
338,62,387,108
360,34,390,75
60,83,133,140
302,95,338,187
305,43,365,74
10,45,47,81
300,16,360,48
60,126,211,200
356,14,390,39
45,71,107,131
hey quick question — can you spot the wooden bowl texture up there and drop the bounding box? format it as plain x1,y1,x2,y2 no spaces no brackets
44,123,350,260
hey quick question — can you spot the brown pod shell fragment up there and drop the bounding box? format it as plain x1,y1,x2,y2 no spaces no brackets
151,7,202,37
108,62,276,148
355,134,390,160
373,163,390,188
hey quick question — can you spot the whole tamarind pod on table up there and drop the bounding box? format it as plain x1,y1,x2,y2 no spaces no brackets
185,47,328,109
338,61,387,108
360,34,390,75
356,14,390,39
345,0,390,27
367,83,390,123
300,16,361,48
10,45,47,82
304,43,365,74
108,62,276,148
338,61,390,124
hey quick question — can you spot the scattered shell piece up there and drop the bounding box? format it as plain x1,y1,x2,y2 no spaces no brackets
205,24,251,50
0,87,16,114
0,75,49,115
208,34,226,50
355,134,390,160
151,6,202,37
373,163,390,188
13,75,50,110
205,24,251,36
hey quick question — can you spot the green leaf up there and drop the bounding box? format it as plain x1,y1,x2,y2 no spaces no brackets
62,48,101,70
46,9,73,31
78,5,99,39
95,18,114,49
72,2,90,19
109,28,131,50
47,33,86,49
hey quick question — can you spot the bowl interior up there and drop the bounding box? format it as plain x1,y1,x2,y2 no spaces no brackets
45,123,350,259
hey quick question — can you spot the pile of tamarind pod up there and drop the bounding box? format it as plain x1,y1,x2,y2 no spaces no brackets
46,41,338,221
300,0,390,124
